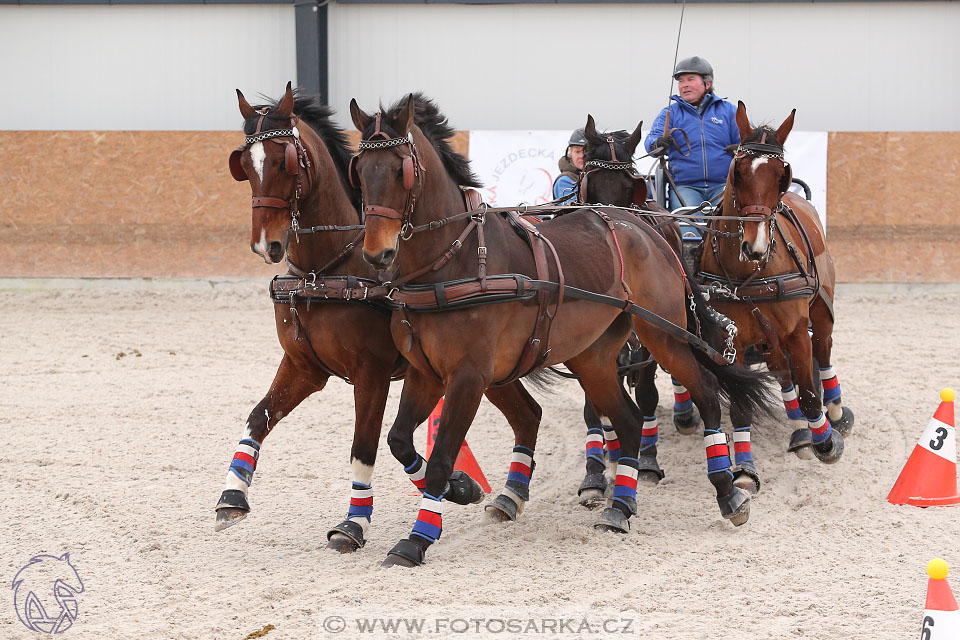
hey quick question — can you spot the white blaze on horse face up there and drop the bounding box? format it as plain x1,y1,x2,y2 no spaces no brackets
750,156,768,173
252,227,272,264
250,142,266,183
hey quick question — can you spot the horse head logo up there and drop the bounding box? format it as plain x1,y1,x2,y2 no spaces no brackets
12,553,84,634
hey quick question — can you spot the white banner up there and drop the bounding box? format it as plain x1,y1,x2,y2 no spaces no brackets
469,129,828,227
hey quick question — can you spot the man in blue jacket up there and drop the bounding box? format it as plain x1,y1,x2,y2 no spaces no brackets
552,128,586,204
645,56,740,211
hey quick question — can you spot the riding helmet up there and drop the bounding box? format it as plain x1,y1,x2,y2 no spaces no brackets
673,56,714,80
568,128,587,147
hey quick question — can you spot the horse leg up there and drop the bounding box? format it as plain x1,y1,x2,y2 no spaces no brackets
641,332,751,526
769,347,815,460
784,325,845,464
385,368,447,496
215,355,323,531
671,374,702,435
730,399,761,495
811,299,854,436
326,365,392,553
630,350,665,486
484,381,543,522
578,396,608,508
383,365,488,568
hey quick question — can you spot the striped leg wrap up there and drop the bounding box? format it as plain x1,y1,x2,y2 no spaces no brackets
404,455,427,493
733,427,753,466
808,412,832,444
781,385,804,421
410,493,443,544
612,457,640,515
347,482,373,522
819,366,842,405
228,439,261,487
640,417,658,452
505,446,534,503
672,377,693,414
602,425,621,462
704,430,733,478
585,428,604,465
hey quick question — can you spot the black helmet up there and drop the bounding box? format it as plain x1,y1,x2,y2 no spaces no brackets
567,128,586,147
673,56,714,80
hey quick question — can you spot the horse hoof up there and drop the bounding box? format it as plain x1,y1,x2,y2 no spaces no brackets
326,520,365,553
828,405,855,437
813,429,845,464
446,470,485,505
673,408,701,435
637,471,662,486
594,507,630,534
732,464,761,495
788,428,815,460
381,539,425,568
484,494,520,522
636,455,664,486
717,486,751,526
214,508,247,532
577,488,605,509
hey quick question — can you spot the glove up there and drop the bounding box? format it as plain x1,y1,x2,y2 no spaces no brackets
651,135,672,155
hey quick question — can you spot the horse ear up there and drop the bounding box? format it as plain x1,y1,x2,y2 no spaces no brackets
775,108,797,146
397,93,416,135
350,98,372,132
735,100,752,141
236,89,257,121
625,120,643,157
584,114,598,141
276,81,295,117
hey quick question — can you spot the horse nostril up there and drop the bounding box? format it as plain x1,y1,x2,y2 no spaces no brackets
268,242,284,263
381,249,396,265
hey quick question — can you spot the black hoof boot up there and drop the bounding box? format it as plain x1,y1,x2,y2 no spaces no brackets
578,472,607,508
732,463,761,495
326,519,365,554
636,454,665,486
484,493,521,523
717,486,751,526
595,506,630,534
812,429,845,464
382,537,427,568
787,428,815,460
827,404,855,437
214,490,250,532
673,408,701,435
446,470,485,505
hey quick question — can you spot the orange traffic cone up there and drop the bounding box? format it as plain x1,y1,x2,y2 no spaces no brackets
425,398,492,494
888,388,960,507
920,558,960,637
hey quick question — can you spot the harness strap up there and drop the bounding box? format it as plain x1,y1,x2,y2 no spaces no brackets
252,196,290,209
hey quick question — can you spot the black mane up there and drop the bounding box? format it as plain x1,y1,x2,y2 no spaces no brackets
244,91,361,211
742,124,783,150
365,93,482,189
584,129,631,163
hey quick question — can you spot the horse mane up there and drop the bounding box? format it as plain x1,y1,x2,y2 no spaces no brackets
375,92,482,189
246,91,361,211
742,124,783,150
584,129,631,162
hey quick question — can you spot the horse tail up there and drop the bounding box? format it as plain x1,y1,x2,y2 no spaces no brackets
684,273,779,421
521,367,566,393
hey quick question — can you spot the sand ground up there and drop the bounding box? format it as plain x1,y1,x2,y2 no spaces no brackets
1,280,958,639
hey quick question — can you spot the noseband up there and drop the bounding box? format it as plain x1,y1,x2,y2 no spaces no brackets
349,113,425,239
729,136,792,254
230,108,312,234
577,136,647,206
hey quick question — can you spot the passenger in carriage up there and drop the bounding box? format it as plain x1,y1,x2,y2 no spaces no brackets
645,56,740,213
552,128,587,204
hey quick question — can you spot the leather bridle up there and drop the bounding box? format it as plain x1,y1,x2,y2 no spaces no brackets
577,135,647,206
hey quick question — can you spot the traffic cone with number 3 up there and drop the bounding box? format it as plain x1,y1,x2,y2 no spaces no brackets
888,389,960,507
920,558,960,639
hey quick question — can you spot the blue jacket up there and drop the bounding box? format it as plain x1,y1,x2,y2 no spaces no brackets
552,174,577,203
644,93,740,188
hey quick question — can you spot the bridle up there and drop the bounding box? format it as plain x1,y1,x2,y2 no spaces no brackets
348,113,425,240
728,135,793,249
577,135,647,206
229,108,312,235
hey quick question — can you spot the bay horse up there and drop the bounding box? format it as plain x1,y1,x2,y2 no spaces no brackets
349,93,777,567
574,115,703,506
215,83,542,553
695,101,853,489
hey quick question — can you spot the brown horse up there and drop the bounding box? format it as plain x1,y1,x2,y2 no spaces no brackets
695,101,852,491
215,84,541,553
574,115,702,506
349,93,776,567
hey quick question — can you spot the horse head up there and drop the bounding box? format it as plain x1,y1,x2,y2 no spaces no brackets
729,101,796,262
229,82,309,264
349,94,422,270
580,115,646,207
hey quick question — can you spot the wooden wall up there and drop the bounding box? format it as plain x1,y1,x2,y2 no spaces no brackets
1,131,955,282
